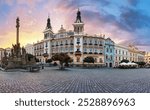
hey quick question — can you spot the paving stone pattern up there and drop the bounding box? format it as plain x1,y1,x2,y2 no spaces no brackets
0,67,150,93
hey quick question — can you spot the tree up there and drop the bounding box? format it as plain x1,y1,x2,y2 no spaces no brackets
120,59,129,63
46,59,52,63
35,58,40,62
135,61,146,68
51,53,72,69
26,53,34,61
83,56,95,64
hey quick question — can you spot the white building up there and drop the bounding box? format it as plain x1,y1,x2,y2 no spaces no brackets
5,47,11,57
115,44,129,66
33,9,106,66
0,48,5,65
34,40,44,63
25,43,34,55
115,44,145,66
33,9,146,67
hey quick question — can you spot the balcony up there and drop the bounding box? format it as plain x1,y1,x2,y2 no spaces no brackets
70,43,74,45
89,52,93,54
83,52,87,54
89,43,93,45
60,44,63,46
75,51,81,55
94,44,98,46
77,42,80,44
99,44,103,46
99,53,103,55
83,43,87,45
94,52,98,54
65,43,68,45
43,53,49,57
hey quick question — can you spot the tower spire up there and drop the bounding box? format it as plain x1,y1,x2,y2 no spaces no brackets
46,15,52,29
73,9,84,34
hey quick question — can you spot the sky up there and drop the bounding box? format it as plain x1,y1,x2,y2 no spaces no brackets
0,0,150,51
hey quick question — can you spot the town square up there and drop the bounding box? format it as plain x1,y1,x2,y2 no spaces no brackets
0,67,150,93
0,0,150,93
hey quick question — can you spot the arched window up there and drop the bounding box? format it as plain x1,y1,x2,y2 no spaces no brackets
95,58,97,63
106,55,108,60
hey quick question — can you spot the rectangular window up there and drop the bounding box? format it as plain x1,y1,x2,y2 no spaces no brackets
60,34,63,37
106,48,109,52
90,40,92,43
84,48,87,52
99,50,103,54
77,38,80,44
95,40,97,44
70,48,73,52
110,49,112,53
119,57,121,60
66,48,68,51
56,41,58,46
45,42,48,47
99,58,103,63
90,48,92,52
65,40,68,44
99,41,103,46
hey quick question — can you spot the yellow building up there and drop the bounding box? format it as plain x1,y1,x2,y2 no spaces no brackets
128,45,145,62
145,52,150,64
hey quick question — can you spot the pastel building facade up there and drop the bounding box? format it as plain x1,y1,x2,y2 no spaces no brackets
34,40,44,62
29,9,145,67
114,44,145,67
104,38,115,67
128,45,145,62
115,44,129,66
0,48,5,65
34,9,105,66
0,48,11,65
25,43,34,55
145,52,150,64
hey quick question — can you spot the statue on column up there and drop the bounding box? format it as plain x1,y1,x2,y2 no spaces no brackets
22,47,26,56
16,18,19,26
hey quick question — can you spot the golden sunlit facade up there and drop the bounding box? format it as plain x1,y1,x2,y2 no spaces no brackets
145,52,150,64
33,9,106,66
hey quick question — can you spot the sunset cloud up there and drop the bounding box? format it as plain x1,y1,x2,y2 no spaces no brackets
0,0,150,51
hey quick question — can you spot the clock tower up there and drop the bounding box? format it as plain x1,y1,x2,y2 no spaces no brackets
73,9,84,63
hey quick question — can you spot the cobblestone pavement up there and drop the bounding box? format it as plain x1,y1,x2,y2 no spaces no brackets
0,67,150,93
